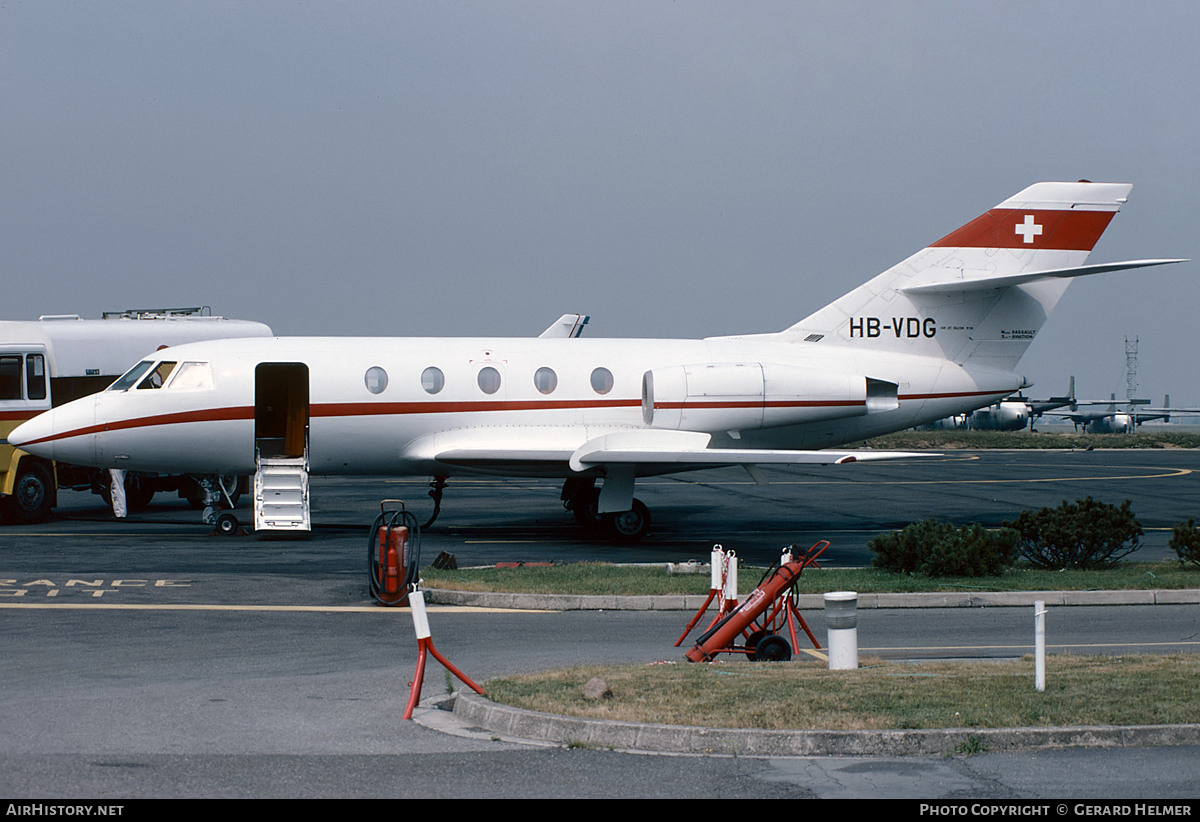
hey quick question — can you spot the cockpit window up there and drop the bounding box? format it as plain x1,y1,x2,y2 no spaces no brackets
109,361,155,392
137,361,177,390
167,361,214,391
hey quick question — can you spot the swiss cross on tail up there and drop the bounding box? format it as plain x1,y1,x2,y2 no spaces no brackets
1015,215,1042,243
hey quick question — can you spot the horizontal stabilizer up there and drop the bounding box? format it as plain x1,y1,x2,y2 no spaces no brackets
901,259,1186,294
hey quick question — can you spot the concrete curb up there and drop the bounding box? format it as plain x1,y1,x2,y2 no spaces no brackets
425,587,1200,611
449,693,1200,756
425,587,1200,756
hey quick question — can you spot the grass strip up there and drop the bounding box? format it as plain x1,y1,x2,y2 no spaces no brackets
483,654,1200,731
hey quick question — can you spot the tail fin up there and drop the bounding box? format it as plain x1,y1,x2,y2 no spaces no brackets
784,182,1178,372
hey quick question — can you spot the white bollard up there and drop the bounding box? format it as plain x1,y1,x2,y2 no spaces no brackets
824,591,859,670
1035,600,1046,692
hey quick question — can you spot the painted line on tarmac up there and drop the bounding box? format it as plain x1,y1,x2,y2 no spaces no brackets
0,602,546,614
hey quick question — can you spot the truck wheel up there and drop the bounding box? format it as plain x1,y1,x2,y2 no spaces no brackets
8,462,53,524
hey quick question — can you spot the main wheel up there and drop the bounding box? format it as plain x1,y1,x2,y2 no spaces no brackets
603,498,651,541
570,487,602,527
7,462,53,524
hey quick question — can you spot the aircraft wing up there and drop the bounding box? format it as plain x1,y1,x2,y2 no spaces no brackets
414,427,930,473
566,430,928,471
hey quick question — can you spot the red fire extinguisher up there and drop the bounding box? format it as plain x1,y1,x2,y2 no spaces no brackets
369,501,420,606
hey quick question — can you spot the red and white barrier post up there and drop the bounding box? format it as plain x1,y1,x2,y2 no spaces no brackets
401,588,486,719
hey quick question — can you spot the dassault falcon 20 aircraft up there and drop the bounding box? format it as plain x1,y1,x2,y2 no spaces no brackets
10,181,1183,539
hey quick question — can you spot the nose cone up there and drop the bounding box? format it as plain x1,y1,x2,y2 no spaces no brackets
9,400,98,465
8,411,55,455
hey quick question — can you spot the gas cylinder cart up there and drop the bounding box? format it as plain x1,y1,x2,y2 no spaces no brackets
684,541,827,663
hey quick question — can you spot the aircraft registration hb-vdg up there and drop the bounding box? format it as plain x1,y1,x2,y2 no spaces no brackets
9,181,1185,539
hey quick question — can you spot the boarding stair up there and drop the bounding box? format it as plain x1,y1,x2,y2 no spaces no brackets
253,452,311,533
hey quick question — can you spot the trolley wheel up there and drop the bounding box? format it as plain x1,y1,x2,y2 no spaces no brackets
743,629,769,660
603,498,651,541
215,512,240,536
754,634,792,662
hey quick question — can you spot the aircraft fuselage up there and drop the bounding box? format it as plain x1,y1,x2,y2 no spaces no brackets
14,334,1018,478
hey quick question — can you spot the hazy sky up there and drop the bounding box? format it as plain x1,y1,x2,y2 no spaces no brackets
3,2,1196,403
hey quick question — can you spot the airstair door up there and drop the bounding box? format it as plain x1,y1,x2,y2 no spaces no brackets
254,363,310,532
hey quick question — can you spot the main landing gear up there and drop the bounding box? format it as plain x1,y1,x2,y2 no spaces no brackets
561,477,651,542
412,474,653,542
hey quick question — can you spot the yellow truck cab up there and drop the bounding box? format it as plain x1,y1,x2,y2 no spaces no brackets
0,308,271,522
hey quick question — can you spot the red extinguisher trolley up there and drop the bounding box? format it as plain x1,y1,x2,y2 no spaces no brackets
368,500,421,606
685,541,827,663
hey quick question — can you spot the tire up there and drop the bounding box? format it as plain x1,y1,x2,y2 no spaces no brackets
744,629,769,661
215,512,240,535
604,498,651,541
571,487,602,527
7,462,53,524
754,634,792,662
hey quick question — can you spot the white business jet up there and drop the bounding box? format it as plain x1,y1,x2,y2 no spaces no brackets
9,181,1183,539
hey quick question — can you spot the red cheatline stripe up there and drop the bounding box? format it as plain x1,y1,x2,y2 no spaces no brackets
654,400,866,410
17,406,254,447
25,389,1012,446
930,208,1116,251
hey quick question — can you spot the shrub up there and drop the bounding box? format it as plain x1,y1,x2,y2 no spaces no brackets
1004,497,1142,570
869,519,1019,577
1168,519,1200,567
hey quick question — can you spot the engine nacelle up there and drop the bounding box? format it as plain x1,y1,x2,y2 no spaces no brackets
968,400,1030,431
641,362,898,433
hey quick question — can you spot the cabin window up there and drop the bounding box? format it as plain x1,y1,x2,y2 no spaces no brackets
364,366,388,395
25,355,47,400
0,356,21,400
138,361,177,390
590,367,614,395
109,361,155,392
533,367,557,395
477,366,501,395
421,366,444,394
168,362,214,391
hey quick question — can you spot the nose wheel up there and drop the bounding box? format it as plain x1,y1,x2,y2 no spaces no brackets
214,512,241,536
